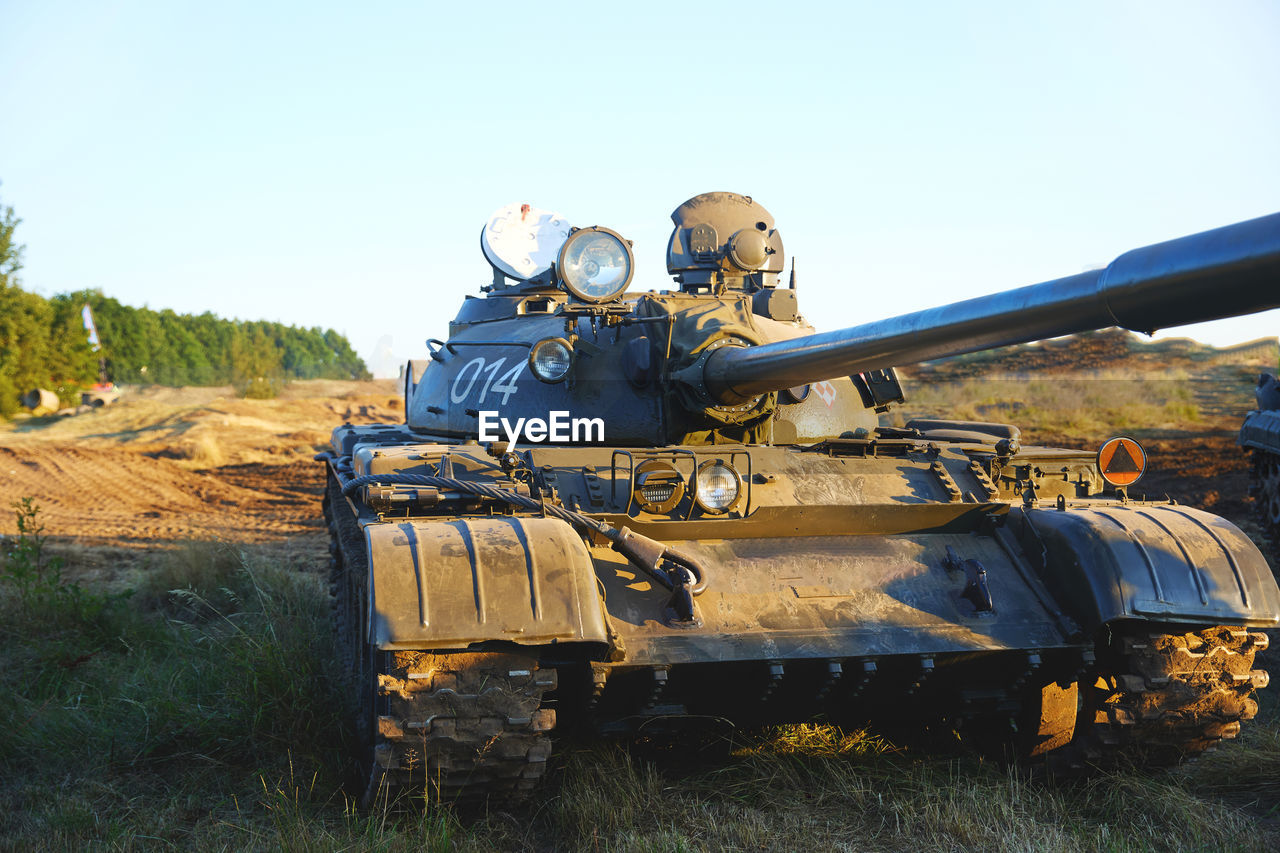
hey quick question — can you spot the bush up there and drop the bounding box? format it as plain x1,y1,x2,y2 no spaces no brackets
0,497,120,629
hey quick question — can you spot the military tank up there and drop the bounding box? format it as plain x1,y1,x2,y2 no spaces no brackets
321,194,1280,803
1242,372,1280,561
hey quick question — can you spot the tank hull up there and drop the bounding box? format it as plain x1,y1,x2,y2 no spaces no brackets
323,426,1277,800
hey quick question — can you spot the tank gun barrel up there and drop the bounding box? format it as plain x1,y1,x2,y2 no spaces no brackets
705,212,1280,403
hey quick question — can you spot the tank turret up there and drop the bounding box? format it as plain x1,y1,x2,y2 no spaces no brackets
406,194,1280,448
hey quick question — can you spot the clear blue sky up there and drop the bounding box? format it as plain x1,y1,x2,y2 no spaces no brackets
2,1,1278,377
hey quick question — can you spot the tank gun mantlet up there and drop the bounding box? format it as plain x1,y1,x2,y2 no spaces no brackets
631,291,794,426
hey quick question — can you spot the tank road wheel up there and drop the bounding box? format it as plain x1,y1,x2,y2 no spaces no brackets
1048,625,1269,773
1249,449,1280,563
361,651,557,805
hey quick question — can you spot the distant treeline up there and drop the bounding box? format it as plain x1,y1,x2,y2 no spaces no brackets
1,189,367,414
0,285,369,415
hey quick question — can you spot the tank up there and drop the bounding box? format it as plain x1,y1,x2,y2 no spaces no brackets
1242,372,1280,562
321,194,1280,803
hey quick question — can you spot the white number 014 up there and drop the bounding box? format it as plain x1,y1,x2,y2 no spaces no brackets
449,356,523,405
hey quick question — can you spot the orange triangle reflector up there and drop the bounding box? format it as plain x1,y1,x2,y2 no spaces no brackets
1097,436,1146,487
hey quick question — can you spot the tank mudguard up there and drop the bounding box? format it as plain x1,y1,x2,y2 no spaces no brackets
1017,504,1280,630
1240,408,1280,452
364,516,611,650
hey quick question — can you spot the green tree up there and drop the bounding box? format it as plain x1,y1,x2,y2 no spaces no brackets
0,193,53,415
0,187,368,409
231,325,284,398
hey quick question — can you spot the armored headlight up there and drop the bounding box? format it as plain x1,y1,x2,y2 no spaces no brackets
529,337,573,383
558,226,634,303
694,460,741,514
634,460,685,514
527,335,573,381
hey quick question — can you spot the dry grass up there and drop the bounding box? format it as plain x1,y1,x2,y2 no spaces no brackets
531,728,1278,852
175,429,226,468
892,375,1204,439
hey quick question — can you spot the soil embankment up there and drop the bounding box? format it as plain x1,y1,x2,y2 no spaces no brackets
0,380,399,546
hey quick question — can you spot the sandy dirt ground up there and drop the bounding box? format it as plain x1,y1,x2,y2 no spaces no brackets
0,380,400,548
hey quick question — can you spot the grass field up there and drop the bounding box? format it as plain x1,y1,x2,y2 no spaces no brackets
3,530,1278,851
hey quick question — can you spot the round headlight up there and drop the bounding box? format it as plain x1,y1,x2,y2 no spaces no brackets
558,226,634,303
634,460,685,514
528,337,573,383
694,461,741,514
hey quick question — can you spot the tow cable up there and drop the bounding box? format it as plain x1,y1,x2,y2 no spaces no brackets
337,470,707,625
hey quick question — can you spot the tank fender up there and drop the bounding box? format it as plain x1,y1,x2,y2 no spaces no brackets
364,515,611,650
1015,504,1280,631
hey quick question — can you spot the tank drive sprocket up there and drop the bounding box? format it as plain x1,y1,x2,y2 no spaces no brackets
1051,625,1269,772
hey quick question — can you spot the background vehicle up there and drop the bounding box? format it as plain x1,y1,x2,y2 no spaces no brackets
1242,372,1280,562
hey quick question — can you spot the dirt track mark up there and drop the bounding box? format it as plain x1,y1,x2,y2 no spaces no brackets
0,445,324,545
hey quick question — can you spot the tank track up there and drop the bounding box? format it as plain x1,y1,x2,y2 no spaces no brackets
323,470,556,804
366,651,556,804
323,475,365,696
1052,625,1269,772
1248,448,1280,564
